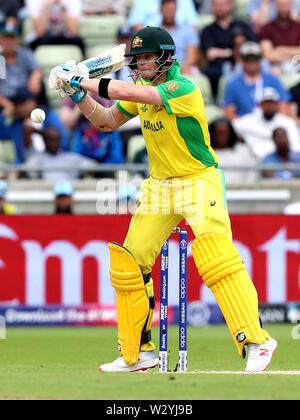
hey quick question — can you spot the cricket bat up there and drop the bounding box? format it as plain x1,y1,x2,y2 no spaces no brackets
55,43,126,88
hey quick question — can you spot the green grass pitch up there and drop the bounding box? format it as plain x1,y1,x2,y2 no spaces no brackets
0,324,300,400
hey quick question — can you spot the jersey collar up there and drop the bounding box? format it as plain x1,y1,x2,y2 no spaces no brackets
166,60,181,81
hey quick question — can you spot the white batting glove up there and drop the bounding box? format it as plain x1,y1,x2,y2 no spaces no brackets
49,60,89,98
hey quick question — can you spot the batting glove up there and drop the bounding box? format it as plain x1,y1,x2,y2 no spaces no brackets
48,61,88,100
70,89,87,103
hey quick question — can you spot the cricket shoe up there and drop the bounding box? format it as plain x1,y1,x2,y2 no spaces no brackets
99,350,159,373
245,337,278,372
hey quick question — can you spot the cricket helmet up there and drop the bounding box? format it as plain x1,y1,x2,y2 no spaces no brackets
125,26,176,58
125,26,176,81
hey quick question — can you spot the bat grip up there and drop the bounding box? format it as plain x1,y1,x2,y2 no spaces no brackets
56,79,65,88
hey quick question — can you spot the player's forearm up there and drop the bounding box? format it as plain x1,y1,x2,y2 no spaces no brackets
108,80,158,103
80,78,163,105
77,95,111,129
79,79,102,96
77,95,125,132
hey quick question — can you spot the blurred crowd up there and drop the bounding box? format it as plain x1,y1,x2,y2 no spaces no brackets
1,0,300,207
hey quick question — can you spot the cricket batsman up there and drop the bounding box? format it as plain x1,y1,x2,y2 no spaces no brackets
49,26,277,372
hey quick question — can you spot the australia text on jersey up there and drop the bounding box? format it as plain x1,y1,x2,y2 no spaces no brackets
143,120,165,132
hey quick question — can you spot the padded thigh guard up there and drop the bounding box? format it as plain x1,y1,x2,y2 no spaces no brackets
109,242,150,366
192,234,270,358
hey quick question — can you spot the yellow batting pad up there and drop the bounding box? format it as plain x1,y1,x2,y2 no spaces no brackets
109,242,149,366
192,234,270,358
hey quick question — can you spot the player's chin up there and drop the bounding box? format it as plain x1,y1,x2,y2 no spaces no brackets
140,70,157,79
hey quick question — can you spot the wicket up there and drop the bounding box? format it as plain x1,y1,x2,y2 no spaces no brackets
159,227,188,373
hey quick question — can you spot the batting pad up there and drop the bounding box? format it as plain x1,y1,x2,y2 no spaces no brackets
192,234,270,358
109,242,149,366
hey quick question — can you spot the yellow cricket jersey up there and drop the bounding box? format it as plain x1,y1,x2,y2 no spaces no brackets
116,60,218,179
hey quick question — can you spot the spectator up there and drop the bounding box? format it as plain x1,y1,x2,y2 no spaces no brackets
233,87,300,159
0,24,43,108
16,1,27,27
194,0,210,13
114,25,135,82
82,0,130,17
259,0,300,75
249,0,298,33
0,93,68,164
24,101,69,158
0,180,17,215
222,27,271,80
0,90,35,163
201,0,256,97
25,127,95,180
222,28,250,80
160,0,199,75
26,0,85,56
223,42,290,121
262,127,300,179
209,118,257,184
289,81,300,127
128,0,199,32
53,181,74,214
0,25,51,163
0,0,20,28
72,121,125,165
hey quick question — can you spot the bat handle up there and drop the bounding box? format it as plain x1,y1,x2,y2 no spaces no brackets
55,79,65,88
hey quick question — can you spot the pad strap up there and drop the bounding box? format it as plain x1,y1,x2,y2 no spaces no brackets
140,273,155,350
140,330,152,345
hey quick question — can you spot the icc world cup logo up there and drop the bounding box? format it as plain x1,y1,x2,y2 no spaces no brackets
162,241,168,251
180,239,187,250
